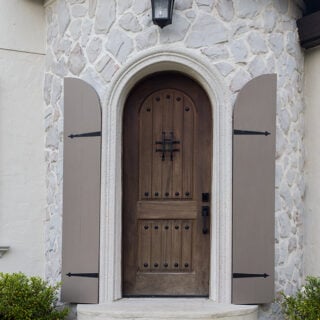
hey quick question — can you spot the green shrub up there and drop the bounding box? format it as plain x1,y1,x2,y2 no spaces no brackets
280,276,320,320
0,272,69,320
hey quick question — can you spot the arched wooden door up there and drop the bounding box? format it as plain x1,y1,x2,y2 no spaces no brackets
122,72,212,296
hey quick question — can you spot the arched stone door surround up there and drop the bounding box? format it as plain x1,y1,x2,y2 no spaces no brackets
99,48,232,303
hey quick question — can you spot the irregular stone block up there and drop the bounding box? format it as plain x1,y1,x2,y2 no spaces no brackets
89,0,97,18
106,29,134,64
87,37,102,63
51,77,62,106
216,0,234,21
101,58,119,82
68,43,86,75
201,45,229,60
230,69,251,92
263,8,276,32
160,14,190,43
248,56,267,78
214,62,234,76
133,0,150,15
57,0,70,35
175,0,193,10
233,0,264,19
136,29,158,51
247,31,268,54
95,0,115,34
118,0,133,14
196,0,215,12
71,4,88,18
69,19,82,41
44,73,53,106
186,13,229,48
230,39,248,63
119,13,142,32
269,33,284,57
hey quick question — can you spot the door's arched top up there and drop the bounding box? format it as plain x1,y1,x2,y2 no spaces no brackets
105,47,230,118
138,87,196,115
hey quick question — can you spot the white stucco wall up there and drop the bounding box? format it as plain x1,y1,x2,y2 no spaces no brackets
0,0,46,276
304,46,320,277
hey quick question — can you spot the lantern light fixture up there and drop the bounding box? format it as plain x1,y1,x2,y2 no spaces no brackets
151,0,175,28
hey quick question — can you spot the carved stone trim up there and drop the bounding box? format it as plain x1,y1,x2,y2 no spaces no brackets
99,48,232,304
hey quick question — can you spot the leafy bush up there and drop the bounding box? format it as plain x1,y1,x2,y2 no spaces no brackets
0,272,69,320
280,276,320,320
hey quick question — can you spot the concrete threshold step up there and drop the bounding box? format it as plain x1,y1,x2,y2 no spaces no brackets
77,298,258,320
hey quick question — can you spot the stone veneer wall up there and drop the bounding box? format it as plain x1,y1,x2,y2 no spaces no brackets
43,0,305,319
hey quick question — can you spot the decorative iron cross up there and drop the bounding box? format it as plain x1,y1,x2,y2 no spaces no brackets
155,131,180,161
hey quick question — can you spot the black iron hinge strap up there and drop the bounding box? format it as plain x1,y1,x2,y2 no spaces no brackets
233,273,269,278
233,130,270,136
66,272,99,278
68,131,101,139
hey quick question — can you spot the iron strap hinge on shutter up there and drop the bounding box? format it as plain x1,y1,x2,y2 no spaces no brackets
233,129,270,136
66,272,99,278
68,131,101,139
233,273,270,279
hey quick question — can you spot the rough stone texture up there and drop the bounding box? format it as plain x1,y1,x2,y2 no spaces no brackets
106,29,134,64
247,31,268,54
94,0,115,34
86,37,102,63
95,54,119,83
263,8,277,32
230,39,248,63
44,73,53,105
132,0,150,15
71,4,87,18
117,0,133,15
88,0,97,18
201,44,229,60
57,0,70,35
216,0,234,21
136,28,158,51
196,0,215,12
81,19,92,46
269,33,284,57
233,0,264,19
44,1,305,320
230,69,251,92
160,14,190,43
68,43,86,75
186,14,229,48
119,13,142,32
175,0,193,10
69,19,82,40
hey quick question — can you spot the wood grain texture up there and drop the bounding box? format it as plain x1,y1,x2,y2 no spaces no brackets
123,72,212,296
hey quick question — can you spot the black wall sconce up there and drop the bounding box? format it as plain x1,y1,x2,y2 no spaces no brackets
151,0,175,28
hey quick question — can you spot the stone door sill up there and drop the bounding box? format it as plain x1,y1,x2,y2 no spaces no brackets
77,298,258,320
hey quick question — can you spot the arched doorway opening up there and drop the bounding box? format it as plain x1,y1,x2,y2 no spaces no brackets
99,49,232,303
122,72,212,297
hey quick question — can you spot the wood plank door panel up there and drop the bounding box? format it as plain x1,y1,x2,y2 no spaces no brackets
123,73,212,296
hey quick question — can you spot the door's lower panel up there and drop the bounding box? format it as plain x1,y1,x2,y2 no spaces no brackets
124,272,209,296
138,220,193,273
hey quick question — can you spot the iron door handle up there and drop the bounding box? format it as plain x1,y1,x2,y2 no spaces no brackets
202,206,209,234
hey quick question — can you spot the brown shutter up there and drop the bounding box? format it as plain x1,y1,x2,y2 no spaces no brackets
232,74,276,304
61,78,101,303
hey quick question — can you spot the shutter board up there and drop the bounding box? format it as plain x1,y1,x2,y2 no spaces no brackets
61,78,101,303
232,74,276,304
